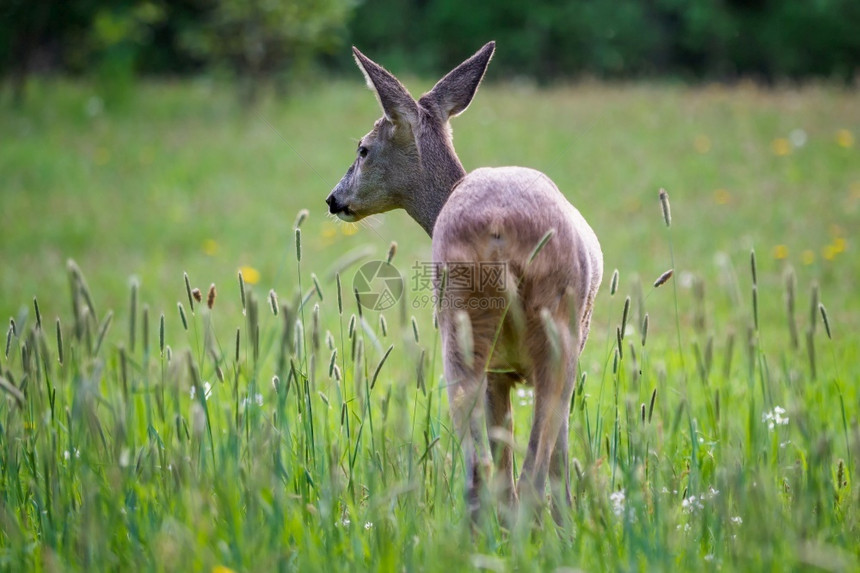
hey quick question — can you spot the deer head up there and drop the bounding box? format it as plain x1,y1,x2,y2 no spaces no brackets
326,42,496,236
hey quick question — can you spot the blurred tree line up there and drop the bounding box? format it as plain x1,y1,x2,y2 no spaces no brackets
2,0,858,101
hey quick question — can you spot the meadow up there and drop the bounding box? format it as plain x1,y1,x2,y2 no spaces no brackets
0,77,858,571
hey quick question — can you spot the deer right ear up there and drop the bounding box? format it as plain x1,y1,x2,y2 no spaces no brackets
353,47,419,128
421,41,495,120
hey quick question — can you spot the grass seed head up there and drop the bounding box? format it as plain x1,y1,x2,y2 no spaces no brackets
659,188,671,227
621,296,630,335
269,289,279,316
818,303,832,340
353,287,363,319
33,297,42,330
4,322,12,359
648,388,657,423
177,302,188,330
235,327,240,363
411,316,420,344
294,209,309,229
653,269,674,288
159,314,165,355
641,313,649,346
312,304,320,350
295,228,302,262
336,273,343,315
609,269,619,296
184,272,195,312
237,271,248,316
192,288,202,303
207,284,216,309
386,241,397,264
752,285,759,331
56,318,63,365
329,349,337,377
573,459,584,480
750,249,758,286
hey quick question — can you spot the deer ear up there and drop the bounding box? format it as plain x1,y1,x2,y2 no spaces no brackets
421,41,495,120
353,47,419,127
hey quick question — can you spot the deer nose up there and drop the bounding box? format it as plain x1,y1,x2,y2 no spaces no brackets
326,193,343,214
325,193,336,212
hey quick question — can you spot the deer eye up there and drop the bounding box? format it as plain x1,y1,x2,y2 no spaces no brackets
358,146,368,158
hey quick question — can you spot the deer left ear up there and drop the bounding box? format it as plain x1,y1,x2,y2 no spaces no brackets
353,47,420,128
421,41,495,120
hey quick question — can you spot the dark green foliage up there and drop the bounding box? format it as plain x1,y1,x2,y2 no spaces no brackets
2,0,858,87
348,0,860,81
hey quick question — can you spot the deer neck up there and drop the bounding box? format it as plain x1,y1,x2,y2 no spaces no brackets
406,123,466,237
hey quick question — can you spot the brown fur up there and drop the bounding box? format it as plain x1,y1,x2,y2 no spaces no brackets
327,42,603,522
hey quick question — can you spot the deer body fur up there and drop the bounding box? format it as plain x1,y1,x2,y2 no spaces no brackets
326,42,603,521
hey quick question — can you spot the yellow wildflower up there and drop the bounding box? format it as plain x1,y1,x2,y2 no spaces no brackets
773,245,788,260
835,129,854,148
203,239,219,256
822,245,837,261
833,237,846,253
771,138,791,156
239,265,260,285
212,567,236,573
341,224,358,236
801,249,815,265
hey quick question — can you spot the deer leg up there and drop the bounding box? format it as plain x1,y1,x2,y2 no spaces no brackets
517,313,576,518
485,373,517,512
549,354,577,525
442,333,490,521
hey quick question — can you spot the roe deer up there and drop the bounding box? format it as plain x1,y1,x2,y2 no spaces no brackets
326,42,603,522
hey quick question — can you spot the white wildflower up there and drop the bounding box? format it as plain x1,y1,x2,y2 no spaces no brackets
190,381,212,401
789,129,807,148
516,387,534,407
682,495,705,513
241,393,264,408
610,490,626,517
364,522,373,530
731,516,743,525
762,406,789,430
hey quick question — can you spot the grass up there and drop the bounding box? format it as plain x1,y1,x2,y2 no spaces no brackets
0,77,858,571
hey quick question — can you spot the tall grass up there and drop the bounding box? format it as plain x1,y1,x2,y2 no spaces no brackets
1,80,858,571
1,197,857,571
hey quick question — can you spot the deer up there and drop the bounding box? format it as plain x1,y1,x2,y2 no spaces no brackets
326,41,603,523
